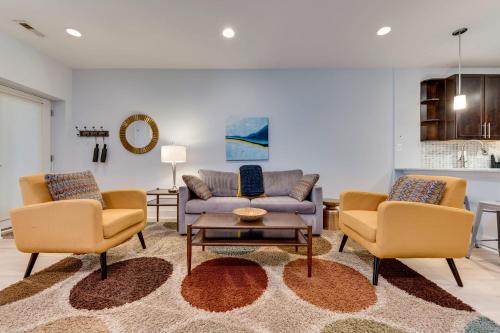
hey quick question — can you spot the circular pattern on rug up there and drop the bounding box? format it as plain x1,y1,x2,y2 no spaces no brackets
284,258,376,312
26,316,108,333
181,257,268,312
322,318,405,333
69,257,172,310
174,320,256,333
378,258,474,311
163,222,177,230
0,257,82,306
279,236,332,256
466,317,500,333
208,246,257,256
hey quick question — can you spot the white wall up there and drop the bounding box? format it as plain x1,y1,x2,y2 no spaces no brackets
65,69,394,198
0,32,72,101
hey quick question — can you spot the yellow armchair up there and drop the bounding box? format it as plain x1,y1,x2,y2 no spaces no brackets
339,175,474,286
9,174,147,280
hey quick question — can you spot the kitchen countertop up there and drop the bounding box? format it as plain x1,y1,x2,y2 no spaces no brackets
395,168,500,173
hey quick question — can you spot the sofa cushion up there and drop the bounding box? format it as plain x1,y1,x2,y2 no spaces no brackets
341,210,377,242
239,165,264,197
199,169,238,197
182,175,212,200
289,174,320,202
250,196,315,214
186,197,250,214
102,209,144,238
263,170,303,196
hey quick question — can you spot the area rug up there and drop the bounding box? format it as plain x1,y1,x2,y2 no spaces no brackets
1,223,499,333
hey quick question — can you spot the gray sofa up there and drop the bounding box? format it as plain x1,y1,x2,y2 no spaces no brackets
178,169,323,235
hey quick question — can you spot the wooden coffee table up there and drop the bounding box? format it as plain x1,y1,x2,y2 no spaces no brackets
187,212,313,277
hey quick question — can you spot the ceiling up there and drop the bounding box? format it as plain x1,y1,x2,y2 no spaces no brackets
0,0,499,69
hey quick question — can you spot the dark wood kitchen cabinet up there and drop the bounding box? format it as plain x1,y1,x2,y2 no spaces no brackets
445,74,484,139
484,75,500,139
422,74,500,141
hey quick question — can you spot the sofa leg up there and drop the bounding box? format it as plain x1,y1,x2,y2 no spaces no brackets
446,258,463,287
339,234,348,252
24,253,39,278
137,231,146,249
373,257,382,286
100,252,107,280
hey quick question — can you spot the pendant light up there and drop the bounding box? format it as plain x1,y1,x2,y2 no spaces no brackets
452,27,468,110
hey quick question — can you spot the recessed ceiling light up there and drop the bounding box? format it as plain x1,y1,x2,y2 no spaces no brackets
377,26,391,36
222,27,235,39
65,28,82,37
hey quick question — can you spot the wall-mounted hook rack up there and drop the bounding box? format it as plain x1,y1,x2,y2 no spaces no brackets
76,126,109,137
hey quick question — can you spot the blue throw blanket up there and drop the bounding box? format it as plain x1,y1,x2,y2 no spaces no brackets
239,165,264,197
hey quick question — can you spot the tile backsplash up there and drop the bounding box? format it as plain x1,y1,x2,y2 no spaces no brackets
421,141,500,169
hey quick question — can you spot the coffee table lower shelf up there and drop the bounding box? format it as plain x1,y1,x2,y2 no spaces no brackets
187,228,312,278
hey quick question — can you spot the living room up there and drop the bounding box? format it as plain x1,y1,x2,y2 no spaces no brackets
1,1,500,332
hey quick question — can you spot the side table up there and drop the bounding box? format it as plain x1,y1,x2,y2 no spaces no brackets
147,189,180,231
323,198,340,230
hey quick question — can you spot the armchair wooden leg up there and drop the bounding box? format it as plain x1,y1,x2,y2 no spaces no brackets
373,257,382,286
100,252,107,280
446,258,463,287
137,231,146,249
24,253,39,278
339,234,348,252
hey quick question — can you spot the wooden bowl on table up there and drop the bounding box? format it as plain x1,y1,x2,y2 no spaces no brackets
233,207,268,222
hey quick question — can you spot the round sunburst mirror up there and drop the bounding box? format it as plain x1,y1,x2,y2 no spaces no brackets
119,114,159,154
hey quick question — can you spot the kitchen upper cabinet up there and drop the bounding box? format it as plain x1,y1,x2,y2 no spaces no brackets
484,75,500,139
422,74,500,141
450,75,484,139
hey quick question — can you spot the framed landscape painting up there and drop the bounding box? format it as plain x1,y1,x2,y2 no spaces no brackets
225,117,269,161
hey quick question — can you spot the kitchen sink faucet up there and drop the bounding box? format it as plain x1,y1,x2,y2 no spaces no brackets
458,140,488,168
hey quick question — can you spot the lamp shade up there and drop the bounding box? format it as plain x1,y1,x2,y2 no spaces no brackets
453,94,467,110
161,145,186,163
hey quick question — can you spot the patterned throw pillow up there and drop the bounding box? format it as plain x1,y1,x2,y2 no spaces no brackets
45,171,106,208
182,175,212,200
289,174,320,202
388,176,446,205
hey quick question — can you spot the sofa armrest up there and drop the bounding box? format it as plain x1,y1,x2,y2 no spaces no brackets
340,191,388,211
310,186,323,235
178,186,192,234
376,201,474,258
10,199,103,253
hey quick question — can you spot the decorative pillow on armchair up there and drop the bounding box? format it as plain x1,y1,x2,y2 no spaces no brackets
45,170,106,208
388,176,446,205
289,174,320,202
182,175,212,200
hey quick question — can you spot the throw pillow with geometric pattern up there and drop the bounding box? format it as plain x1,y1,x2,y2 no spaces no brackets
387,176,446,205
289,174,320,202
45,170,106,208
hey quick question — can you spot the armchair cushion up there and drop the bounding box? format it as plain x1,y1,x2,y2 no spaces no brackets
341,210,378,242
45,171,106,208
102,209,144,238
388,176,445,205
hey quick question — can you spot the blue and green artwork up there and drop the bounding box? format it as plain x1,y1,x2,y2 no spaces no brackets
225,117,269,161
